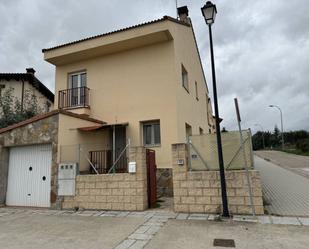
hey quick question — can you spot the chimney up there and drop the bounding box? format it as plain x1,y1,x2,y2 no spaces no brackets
26,68,36,75
177,6,190,24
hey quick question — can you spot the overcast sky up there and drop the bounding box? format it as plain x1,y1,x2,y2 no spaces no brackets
0,0,308,132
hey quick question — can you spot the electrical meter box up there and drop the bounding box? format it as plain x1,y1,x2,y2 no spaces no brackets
58,163,78,196
128,162,136,173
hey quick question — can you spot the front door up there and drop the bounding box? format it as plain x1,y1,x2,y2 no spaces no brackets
6,144,52,207
146,149,157,208
108,126,127,172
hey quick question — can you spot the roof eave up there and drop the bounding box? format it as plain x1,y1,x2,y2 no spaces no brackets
42,16,189,53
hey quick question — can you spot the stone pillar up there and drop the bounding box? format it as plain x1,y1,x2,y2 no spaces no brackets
129,146,148,210
172,143,190,212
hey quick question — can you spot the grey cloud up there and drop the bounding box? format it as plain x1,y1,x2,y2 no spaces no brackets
0,0,308,132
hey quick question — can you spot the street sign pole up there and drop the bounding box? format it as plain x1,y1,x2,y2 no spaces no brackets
234,98,256,217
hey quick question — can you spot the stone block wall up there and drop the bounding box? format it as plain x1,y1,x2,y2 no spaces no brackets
172,143,264,215
62,146,148,211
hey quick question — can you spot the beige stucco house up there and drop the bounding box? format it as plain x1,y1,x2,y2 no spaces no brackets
42,11,215,173
0,7,264,215
0,68,54,117
0,8,218,209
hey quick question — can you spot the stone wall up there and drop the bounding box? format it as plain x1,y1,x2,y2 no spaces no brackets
62,146,148,211
172,143,264,215
0,115,59,207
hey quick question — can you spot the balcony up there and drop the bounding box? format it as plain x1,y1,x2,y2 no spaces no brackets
58,86,90,109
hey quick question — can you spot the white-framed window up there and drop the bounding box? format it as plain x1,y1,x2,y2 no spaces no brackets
143,121,161,146
181,64,189,92
68,71,87,106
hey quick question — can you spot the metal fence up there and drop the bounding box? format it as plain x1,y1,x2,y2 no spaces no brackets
188,129,254,171
59,142,129,174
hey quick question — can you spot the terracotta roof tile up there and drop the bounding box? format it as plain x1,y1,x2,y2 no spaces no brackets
0,109,105,134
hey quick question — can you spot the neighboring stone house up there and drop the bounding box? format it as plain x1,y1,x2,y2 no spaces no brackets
0,68,54,117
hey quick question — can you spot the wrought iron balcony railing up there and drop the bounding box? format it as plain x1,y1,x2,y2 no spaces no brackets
58,86,90,109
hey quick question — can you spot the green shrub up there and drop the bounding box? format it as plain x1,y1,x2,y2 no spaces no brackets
296,139,309,152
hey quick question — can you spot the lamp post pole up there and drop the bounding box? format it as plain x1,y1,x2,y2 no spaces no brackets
269,105,284,150
254,124,265,149
202,1,229,217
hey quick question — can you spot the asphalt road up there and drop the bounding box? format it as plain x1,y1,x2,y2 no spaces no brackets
255,150,309,179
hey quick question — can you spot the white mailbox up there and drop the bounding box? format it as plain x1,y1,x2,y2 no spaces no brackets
58,163,78,196
128,162,136,173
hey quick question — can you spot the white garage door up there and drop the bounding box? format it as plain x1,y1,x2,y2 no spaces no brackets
6,144,52,207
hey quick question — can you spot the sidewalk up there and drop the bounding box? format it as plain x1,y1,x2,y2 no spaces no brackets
1,207,309,249
255,155,309,216
146,219,309,249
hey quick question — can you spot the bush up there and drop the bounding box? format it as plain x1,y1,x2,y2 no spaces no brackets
296,139,309,152
0,87,42,128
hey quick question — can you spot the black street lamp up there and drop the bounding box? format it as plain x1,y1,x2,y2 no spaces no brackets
201,1,229,217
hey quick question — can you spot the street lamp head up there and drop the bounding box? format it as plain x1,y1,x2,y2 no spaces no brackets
201,1,217,25
269,105,274,107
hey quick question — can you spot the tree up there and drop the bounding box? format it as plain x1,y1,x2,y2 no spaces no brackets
252,126,309,151
0,87,42,128
221,127,228,133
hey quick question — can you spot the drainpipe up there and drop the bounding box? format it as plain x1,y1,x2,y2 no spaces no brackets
21,79,25,112
113,125,116,174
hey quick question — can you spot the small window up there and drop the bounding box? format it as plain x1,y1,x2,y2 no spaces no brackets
185,123,192,141
195,81,199,100
199,127,204,135
181,65,189,92
143,121,161,146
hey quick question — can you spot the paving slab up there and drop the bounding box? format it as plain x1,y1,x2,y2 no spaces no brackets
257,216,272,224
233,215,258,223
145,226,161,235
128,233,153,241
207,214,220,221
298,217,309,226
115,239,136,249
176,213,189,220
188,213,208,220
129,240,149,249
135,225,151,234
271,216,301,226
